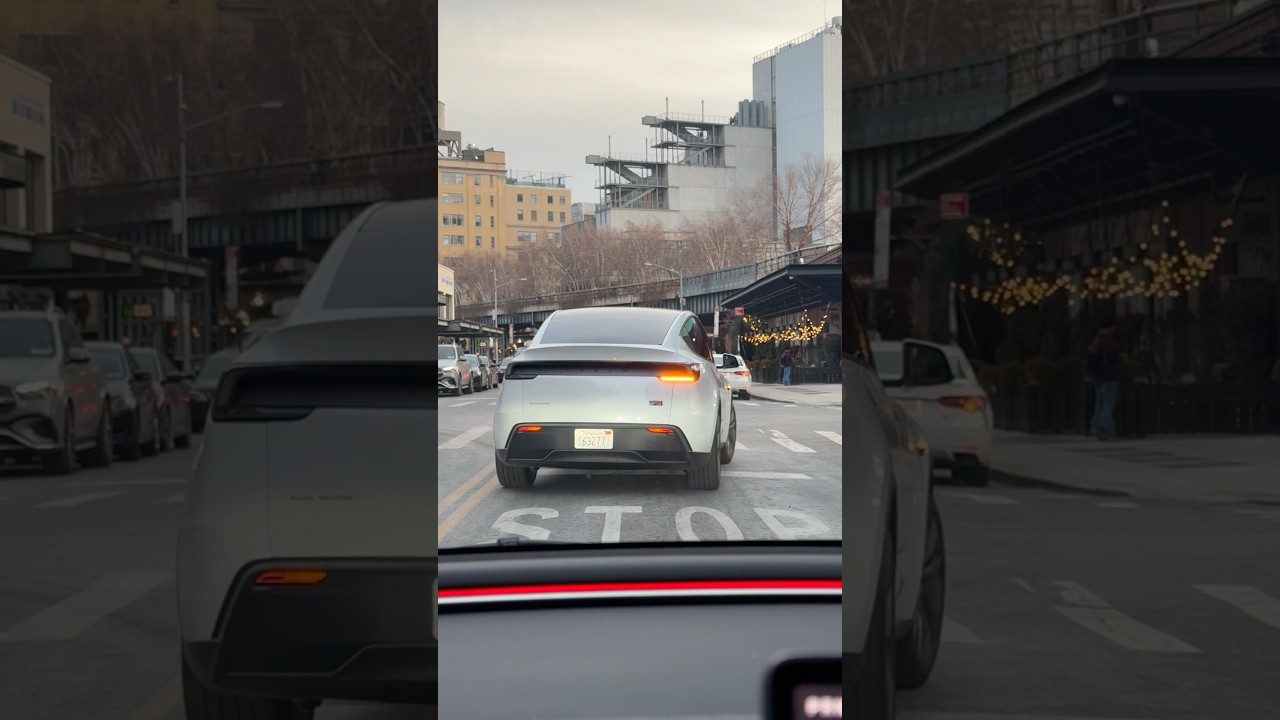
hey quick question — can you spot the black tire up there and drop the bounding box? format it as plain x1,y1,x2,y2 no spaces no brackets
687,416,722,490
161,409,175,452
182,652,312,720
495,452,537,488
740,390,750,400
175,414,193,449
718,406,736,465
80,408,113,468
852,522,897,719
452,383,464,397
121,411,143,461
142,408,161,457
43,406,77,476
462,381,473,395
896,495,946,689
957,464,989,487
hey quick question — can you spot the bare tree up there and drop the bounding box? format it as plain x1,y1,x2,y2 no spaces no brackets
736,154,842,253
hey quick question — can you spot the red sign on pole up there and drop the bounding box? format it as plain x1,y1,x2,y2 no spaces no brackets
939,193,969,220
734,307,745,316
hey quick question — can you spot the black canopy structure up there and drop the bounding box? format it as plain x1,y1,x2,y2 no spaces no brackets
895,58,1280,230
718,263,842,320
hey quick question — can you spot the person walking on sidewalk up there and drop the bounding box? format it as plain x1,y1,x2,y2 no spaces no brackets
1086,318,1123,440
780,346,794,386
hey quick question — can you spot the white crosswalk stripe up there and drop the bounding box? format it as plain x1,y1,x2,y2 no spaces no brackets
1195,584,1280,631
0,570,171,642
724,471,811,480
942,616,984,644
450,401,476,408
35,491,124,509
737,401,759,406
814,430,841,445
766,430,814,453
439,426,489,450
735,440,750,450
1049,580,1199,653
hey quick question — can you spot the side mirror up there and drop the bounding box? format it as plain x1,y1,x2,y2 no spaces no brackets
67,347,92,364
903,340,953,387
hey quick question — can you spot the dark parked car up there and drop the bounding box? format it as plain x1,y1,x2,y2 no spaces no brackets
189,348,238,433
129,346,194,449
86,342,162,460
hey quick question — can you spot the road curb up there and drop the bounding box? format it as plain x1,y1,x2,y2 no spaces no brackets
990,468,1133,498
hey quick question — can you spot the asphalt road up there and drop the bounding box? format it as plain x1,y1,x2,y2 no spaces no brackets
903,482,1280,720
437,386,842,547
0,447,429,720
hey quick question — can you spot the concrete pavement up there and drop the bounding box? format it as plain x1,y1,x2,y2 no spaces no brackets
990,431,1280,504
906,485,1280,720
747,382,841,406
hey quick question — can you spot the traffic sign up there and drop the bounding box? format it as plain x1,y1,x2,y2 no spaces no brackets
734,307,744,316
939,193,969,220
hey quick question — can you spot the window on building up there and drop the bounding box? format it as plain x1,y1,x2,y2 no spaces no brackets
441,172,463,185
489,216,495,227
476,236,482,247
531,195,537,203
474,215,482,227
474,194,481,204
474,175,480,186
517,210,524,221
547,195,553,204
490,237,496,248
443,234,465,246
560,196,566,204
442,193,463,203
442,214,464,226
517,231,536,243
517,193,523,202
489,195,495,207
531,211,538,221
547,231,560,243
559,212,566,222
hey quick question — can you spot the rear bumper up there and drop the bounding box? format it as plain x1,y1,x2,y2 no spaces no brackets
497,423,711,471
183,558,435,703
926,423,993,468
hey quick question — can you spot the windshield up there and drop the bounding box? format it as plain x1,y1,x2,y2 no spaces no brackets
88,347,128,379
438,345,457,360
437,3,842,557
0,319,56,358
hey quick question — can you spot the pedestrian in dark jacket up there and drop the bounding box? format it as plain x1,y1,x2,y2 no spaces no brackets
1086,318,1123,439
780,347,794,386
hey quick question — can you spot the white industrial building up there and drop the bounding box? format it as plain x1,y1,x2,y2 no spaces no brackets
753,16,843,174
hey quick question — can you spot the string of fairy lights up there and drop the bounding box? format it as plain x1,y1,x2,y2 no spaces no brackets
953,200,1230,315
740,310,830,345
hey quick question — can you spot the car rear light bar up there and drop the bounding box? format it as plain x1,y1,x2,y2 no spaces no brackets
255,569,328,586
938,396,985,412
438,579,842,605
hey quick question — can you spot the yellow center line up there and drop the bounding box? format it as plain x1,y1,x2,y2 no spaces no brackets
123,674,182,720
439,476,498,542
438,464,495,516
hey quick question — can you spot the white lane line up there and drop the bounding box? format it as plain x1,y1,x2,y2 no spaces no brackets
438,426,489,450
35,491,124,509
449,401,476,408
767,430,815,453
64,479,186,486
942,617,984,644
737,401,759,406
0,570,172,642
937,491,1019,506
1195,585,1280,631
1051,580,1199,653
1097,501,1137,508
488,402,497,406
734,440,750,450
723,471,811,480
815,431,842,445
154,493,185,504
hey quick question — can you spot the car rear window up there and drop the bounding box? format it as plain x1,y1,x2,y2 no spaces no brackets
538,311,676,346
323,229,430,309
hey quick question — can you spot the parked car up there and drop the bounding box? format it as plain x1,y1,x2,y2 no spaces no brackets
0,309,112,474
465,353,489,392
713,352,752,399
86,341,162,460
480,355,499,386
493,307,735,490
872,339,994,486
438,343,470,396
129,346,195,449
497,352,521,383
845,279,947,716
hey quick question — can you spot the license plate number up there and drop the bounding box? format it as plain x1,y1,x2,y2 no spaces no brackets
574,428,614,450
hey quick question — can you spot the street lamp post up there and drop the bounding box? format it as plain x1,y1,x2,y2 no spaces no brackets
492,269,527,351
175,70,282,372
645,262,683,309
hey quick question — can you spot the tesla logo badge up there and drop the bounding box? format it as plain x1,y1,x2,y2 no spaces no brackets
649,401,663,406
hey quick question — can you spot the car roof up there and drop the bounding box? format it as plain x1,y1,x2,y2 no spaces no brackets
548,306,685,322
234,199,431,366
85,341,125,350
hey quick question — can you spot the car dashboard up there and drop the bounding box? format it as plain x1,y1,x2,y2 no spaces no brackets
437,541,841,720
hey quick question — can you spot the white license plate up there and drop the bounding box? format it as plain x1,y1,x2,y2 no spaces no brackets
574,428,614,450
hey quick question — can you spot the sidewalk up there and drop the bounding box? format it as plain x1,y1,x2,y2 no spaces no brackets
748,383,841,406
991,430,1280,504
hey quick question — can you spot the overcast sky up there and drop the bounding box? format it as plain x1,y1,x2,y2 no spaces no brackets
439,0,836,203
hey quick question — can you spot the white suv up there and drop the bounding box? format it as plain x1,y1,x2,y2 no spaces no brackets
176,199,433,717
